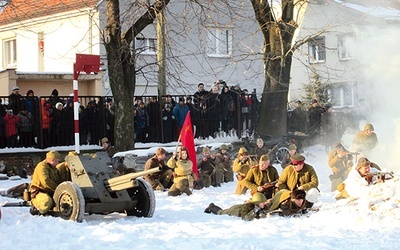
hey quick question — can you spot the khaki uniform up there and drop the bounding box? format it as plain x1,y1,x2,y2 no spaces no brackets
278,163,319,192
233,157,256,195
243,165,279,199
353,130,378,153
250,146,271,162
197,156,223,188
215,152,233,183
167,157,195,196
30,160,68,214
265,189,306,216
143,156,173,191
217,202,254,220
328,149,352,191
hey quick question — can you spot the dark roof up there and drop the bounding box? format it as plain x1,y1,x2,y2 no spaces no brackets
0,0,100,26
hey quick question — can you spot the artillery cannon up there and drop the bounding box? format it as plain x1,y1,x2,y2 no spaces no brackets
51,152,160,222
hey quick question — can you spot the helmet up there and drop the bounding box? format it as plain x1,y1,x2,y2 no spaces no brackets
250,193,267,204
364,123,374,131
238,147,248,155
220,144,228,150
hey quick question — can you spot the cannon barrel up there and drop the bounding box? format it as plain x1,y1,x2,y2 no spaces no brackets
104,167,161,192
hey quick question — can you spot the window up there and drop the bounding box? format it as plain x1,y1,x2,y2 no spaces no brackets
135,37,157,55
337,34,354,60
308,37,326,63
207,28,232,57
328,84,355,107
3,38,17,68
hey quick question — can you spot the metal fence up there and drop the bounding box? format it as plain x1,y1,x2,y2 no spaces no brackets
0,92,259,149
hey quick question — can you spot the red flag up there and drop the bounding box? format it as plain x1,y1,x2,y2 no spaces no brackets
179,111,198,177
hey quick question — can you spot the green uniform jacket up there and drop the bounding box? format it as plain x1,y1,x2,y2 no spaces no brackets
218,202,254,219
278,163,319,192
31,160,64,194
243,165,279,192
353,131,378,151
167,157,195,187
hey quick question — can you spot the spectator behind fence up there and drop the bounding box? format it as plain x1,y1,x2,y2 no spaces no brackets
0,99,6,148
18,106,34,147
8,86,23,115
4,109,20,147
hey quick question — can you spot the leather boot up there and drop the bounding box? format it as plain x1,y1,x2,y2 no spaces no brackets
204,203,215,213
209,204,222,215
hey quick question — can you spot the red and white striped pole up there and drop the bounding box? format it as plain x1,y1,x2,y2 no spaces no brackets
73,78,80,154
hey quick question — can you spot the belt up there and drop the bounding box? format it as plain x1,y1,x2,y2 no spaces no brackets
176,174,191,177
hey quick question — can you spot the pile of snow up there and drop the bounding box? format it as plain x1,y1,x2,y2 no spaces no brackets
0,143,399,249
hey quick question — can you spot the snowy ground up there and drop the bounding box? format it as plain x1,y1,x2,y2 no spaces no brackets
1,138,400,250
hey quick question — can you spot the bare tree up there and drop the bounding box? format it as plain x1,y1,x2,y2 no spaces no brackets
103,0,170,151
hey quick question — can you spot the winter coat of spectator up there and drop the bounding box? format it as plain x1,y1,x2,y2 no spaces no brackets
193,83,209,139
208,87,221,137
85,100,101,145
146,97,162,142
4,110,20,147
8,86,23,115
18,107,34,147
162,104,175,143
47,89,64,108
0,99,6,148
219,86,235,133
23,90,39,122
39,100,53,148
104,98,115,145
50,102,64,146
136,101,149,143
173,98,189,135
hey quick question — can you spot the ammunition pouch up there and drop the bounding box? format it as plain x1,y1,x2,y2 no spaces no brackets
29,185,40,199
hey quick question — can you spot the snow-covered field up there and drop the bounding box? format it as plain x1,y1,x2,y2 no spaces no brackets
1,140,400,250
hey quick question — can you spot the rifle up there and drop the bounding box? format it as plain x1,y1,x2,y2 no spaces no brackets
250,180,278,196
366,171,394,182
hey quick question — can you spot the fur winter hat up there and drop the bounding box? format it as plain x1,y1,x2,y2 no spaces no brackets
356,157,371,170
156,147,167,155
288,144,297,151
46,150,61,160
291,190,306,200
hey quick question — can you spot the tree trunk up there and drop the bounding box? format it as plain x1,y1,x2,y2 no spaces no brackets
251,0,297,139
104,0,170,151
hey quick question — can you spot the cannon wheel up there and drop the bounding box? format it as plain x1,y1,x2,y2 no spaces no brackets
125,178,155,217
275,147,289,164
53,181,85,222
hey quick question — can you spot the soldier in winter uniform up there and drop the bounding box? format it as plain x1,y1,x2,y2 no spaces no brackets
328,142,353,191
233,147,256,195
335,157,384,200
250,138,272,162
243,154,279,199
215,144,233,182
353,123,378,154
167,147,197,196
204,192,268,221
29,150,70,215
281,144,297,169
197,146,223,188
245,189,307,220
277,154,319,208
143,147,174,191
